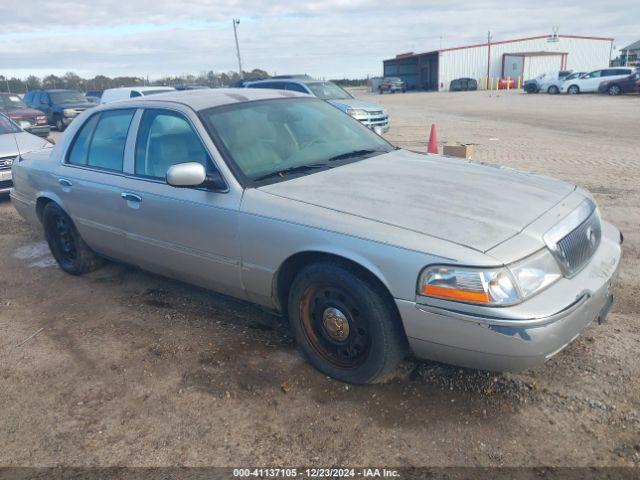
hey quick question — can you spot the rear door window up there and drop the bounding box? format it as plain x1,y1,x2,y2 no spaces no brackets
67,114,100,166
86,109,135,171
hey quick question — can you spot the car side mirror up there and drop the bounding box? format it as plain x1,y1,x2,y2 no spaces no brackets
166,162,226,191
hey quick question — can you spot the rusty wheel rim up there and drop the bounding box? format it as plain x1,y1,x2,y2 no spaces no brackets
300,284,370,368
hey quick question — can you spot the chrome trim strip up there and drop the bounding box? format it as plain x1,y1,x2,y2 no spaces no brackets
415,292,591,327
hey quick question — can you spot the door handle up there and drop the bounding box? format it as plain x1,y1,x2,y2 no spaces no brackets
121,192,142,203
58,178,73,187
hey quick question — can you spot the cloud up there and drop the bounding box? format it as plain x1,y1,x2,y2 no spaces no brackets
0,0,637,79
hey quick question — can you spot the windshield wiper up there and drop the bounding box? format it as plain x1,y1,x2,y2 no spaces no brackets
253,163,328,182
327,149,383,162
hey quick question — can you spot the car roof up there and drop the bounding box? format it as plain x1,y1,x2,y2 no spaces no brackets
104,86,175,92
95,87,309,112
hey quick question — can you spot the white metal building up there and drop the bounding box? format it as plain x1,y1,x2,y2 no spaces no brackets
383,34,614,91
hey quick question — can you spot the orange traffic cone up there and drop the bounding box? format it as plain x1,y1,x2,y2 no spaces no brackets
427,123,438,154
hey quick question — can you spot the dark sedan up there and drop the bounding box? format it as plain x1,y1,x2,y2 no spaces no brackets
450,78,478,92
0,93,50,138
598,71,640,95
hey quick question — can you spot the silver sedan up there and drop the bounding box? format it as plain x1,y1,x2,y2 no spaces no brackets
10,89,622,384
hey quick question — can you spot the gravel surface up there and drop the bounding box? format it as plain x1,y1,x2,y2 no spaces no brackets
0,90,638,467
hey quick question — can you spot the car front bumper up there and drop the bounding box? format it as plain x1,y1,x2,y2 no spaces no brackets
0,169,12,195
397,221,623,371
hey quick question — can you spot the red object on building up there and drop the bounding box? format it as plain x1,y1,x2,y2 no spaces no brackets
498,78,516,89
427,124,438,154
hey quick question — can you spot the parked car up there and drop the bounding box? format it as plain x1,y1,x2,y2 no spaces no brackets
24,89,95,131
561,67,636,94
378,77,406,94
0,92,51,138
597,71,640,95
174,85,211,91
10,89,622,383
100,86,175,104
449,78,478,92
244,78,390,134
85,90,103,104
0,113,51,195
524,70,577,94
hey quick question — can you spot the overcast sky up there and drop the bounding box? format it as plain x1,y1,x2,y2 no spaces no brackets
1,0,637,80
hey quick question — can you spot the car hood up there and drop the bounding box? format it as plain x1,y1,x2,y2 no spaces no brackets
327,99,385,113
1,107,45,119
56,102,95,109
0,132,50,158
258,149,575,252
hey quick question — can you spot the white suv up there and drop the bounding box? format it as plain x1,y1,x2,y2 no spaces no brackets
561,68,636,94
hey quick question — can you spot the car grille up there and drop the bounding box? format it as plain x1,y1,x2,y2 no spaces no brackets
0,179,13,190
552,208,602,277
0,156,14,169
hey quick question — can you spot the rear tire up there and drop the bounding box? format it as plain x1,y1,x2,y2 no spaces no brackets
608,84,622,96
54,115,66,131
43,202,104,275
288,262,407,384
567,85,580,95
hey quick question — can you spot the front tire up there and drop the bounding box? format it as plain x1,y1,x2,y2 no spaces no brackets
567,85,580,95
608,84,622,96
54,115,66,131
43,202,104,275
288,262,407,384
547,85,559,95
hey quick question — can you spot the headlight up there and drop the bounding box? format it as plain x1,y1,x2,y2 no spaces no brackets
419,266,519,305
36,115,47,124
418,249,562,306
347,108,369,117
18,120,32,128
507,249,562,298
63,109,76,117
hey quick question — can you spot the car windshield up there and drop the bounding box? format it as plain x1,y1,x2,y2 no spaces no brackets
49,91,87,104
386,77,402,82
0,114,21,134
201,98,393,183
305,82,353,100
566,73,583,80
0,94,27,109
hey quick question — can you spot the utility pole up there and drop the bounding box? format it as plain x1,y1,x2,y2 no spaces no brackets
233,19,244,80
486,31,492,89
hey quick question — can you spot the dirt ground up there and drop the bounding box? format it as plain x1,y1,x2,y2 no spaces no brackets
1,90,639,468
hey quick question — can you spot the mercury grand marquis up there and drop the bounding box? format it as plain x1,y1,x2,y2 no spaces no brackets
10,89,622,384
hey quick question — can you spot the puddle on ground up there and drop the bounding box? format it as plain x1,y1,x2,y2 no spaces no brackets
13,241,56,268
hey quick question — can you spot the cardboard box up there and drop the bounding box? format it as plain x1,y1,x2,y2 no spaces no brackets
443,143,473,159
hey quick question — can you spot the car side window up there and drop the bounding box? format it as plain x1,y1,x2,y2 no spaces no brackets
285,83,308,93
86,109,135,171
130,91,142,98
589,70,603,78
134,109,212,180
67,114,101,166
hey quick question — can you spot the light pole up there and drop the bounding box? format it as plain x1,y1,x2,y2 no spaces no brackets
233,19,244,80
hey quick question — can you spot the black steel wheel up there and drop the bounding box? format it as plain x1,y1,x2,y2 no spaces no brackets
288,262,407,384
43,202,104,275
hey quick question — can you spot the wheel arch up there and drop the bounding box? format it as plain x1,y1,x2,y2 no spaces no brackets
35,193,66,222
273,250,398,319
